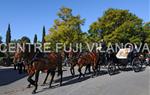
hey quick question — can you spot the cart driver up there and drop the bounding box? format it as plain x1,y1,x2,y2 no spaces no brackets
100,39,107,52
100,39,107,65
128,44,137,64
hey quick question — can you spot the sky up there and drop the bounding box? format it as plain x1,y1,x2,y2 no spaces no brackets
0,0,149,42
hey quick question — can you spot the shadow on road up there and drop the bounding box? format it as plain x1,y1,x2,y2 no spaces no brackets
44,70,110,88
29,66,148,94
0,68,27,86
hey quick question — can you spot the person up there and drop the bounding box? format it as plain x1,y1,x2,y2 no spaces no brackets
100,39,107,52
100,39,107,65
128,44,137,65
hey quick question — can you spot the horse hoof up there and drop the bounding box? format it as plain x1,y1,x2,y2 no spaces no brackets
91,75,94,78
42,83,47,86
59,83,62,86
27,86,30,88
49,86,52,88
32,91,36,94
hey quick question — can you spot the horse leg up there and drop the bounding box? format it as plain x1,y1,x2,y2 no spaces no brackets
49,70,55,88
78,65,84,79
70,66,73,76
20,62,23,73
91,64,96,77
16,64,18,70
27,74,35,88
23,64,26,72
98,64,101,72
72,66,75,76
59,70,63,86
88,64,91,74
43,69,51,84
27,84,31,88
14,64,17,70
32,71,40,94
78,67,81,79
18,63,22,74
84,65,88,75
84,64,91,75
70,65,75,76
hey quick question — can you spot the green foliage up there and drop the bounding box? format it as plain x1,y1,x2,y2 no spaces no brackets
34,34,38,43
20,36,30,43
0,36,2,43
6,24,11,44
143,22,150,44
42,26,46,44
45,7,85,49
89,8,143,44
11,39,21,43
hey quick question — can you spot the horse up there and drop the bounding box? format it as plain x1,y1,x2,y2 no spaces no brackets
13,45,59,88
27,52,63,94
13,51,26,74
77,51,99,78
67,50,79,76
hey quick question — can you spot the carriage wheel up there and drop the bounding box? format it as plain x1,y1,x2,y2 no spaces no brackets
108,62,116,75
132,57,142,72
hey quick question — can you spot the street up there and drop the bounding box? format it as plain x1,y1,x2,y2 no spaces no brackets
0,66,149,95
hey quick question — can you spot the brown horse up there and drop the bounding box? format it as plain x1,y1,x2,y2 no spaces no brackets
13,51,26,74
13,45,61,89
67,50,79,76
27,52,63,94
67,51,93,77
77,51,99,78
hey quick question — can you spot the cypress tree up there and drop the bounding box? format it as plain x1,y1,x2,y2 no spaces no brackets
34,34,37,43
0,36,2,43
6,24,11,45
42,26,46,50
5,24,11,66
42,26,46,44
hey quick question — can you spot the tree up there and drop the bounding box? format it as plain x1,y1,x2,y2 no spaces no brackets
33,34,37,43
45,7,85,49
42,26,46,44
143,22,150,44
0,36,4,58
20,36,30,43
11,39,20,43
5,24,11,66
0,36,2,43
6,24,11,45
89,8,143,44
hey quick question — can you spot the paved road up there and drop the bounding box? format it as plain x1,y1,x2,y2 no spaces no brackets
0,66,149,95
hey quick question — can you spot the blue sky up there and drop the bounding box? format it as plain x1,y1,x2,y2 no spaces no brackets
0,0,149,42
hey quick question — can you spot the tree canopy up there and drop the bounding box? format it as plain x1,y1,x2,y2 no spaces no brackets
45,7,85,49
1,7,149,51
20,36,30,43
89,8,143,44
143,22,150,44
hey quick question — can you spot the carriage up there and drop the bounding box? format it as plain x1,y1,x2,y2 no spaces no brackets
106,48,144,75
